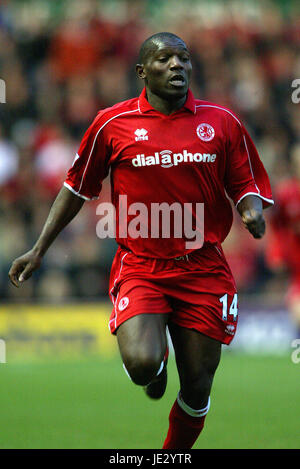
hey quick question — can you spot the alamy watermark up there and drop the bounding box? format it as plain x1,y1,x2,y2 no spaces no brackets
0,339,6,363
291,339,300,364
95,195,204,249
291,79,300,104
0,79,6,103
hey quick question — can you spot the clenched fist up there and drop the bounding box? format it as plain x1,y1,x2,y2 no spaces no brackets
8,250,42,287
237,194,266,239
241,209,266,239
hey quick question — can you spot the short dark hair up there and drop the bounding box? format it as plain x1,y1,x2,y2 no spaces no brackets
138,32,186,64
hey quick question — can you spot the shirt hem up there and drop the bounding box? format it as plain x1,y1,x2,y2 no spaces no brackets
235,191,274,207
63,182,99,201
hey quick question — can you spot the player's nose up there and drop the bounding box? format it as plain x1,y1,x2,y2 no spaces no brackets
169,55,184,69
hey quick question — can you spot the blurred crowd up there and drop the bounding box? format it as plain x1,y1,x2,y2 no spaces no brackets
0,0,299,302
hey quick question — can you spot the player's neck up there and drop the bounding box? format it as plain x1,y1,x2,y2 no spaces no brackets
145,88,187,115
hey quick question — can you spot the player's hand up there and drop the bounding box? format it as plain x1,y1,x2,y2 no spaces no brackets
8,250,42,287
241,209,266,239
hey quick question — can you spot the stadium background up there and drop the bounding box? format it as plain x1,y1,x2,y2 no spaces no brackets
0,0,299,449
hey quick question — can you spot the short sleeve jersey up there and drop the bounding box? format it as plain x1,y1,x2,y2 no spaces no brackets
64,88,273,258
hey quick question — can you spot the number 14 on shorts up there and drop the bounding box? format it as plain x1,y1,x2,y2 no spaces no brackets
219,293,238,321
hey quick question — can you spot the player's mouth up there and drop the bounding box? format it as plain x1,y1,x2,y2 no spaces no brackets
168,74,186,87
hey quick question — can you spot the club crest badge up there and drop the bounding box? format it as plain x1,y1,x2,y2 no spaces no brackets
196,123,215,142
118,297,129,311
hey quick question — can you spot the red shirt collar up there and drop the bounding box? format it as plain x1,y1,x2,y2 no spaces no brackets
138,87,196,114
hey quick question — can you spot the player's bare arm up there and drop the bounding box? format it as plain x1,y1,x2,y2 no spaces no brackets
237,194,265,239
8,186,84,287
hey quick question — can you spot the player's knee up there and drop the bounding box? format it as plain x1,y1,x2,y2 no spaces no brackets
123,351,163,386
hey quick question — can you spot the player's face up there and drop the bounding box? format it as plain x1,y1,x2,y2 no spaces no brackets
138,39,192,100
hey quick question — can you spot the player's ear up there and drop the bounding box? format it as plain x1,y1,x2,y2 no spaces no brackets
136,64,146,80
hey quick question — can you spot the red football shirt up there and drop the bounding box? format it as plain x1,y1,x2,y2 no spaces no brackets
64,88,273,258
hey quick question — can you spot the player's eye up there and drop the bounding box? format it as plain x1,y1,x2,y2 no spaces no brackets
157,57,169,62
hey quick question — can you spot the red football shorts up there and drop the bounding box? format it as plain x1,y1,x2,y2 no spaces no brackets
108,244,238,345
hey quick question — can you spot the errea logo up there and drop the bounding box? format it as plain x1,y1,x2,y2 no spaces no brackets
135,128,148,141
225,324,235,335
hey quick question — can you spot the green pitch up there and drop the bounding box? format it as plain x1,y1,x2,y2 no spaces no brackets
0,352,298,449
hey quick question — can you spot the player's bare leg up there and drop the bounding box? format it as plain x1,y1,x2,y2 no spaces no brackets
116,313,169,387
169,323,221,408
143,342,169,399
163,322,221,449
